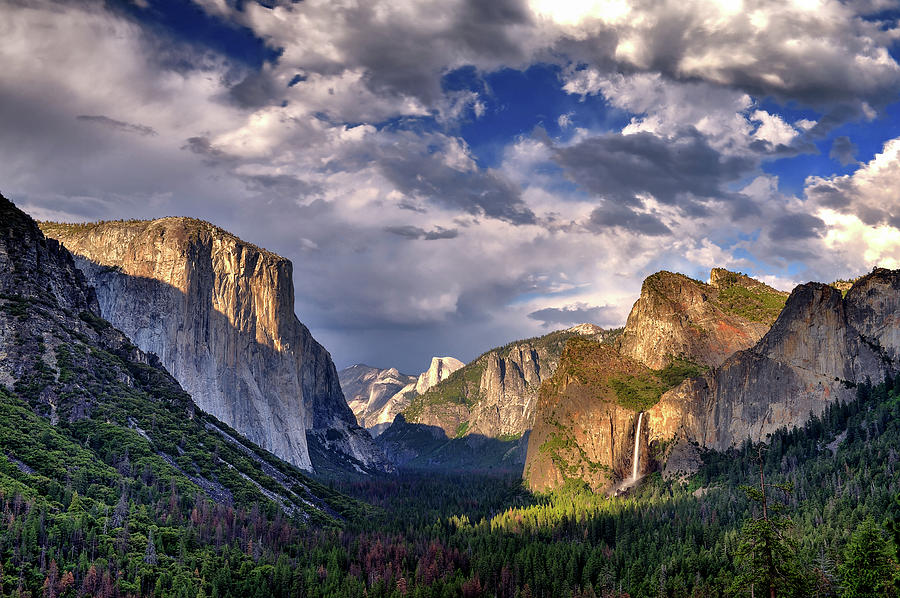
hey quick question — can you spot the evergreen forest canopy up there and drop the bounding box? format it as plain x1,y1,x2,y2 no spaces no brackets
1,368,899,597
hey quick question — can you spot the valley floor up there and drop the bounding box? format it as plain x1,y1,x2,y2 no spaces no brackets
3,378,900,597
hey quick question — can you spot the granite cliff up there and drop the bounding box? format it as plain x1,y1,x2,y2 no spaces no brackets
41,218,389,474
376,325,616,470
526,268,900,493
526,269,787,492
404,326,616,440
647,270,900,451
339,356,463,436
616,269,786,368
0,194,349,519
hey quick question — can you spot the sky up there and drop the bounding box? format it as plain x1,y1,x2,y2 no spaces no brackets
2,0,900,374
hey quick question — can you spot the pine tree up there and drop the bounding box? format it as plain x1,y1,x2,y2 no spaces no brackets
145,528,158,565
837,517,897,597
733,448,808,597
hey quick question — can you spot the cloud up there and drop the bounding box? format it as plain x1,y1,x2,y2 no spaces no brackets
552,129,755,210
829,136,859,165
806,137,900,228
586,204,671,236
384,225,459,240
377,134,536,224
767,212,825,241
555,0,900,112
76,115,157,136
3,0,900,373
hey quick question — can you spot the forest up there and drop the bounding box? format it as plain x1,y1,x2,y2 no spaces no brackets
1,374,899,597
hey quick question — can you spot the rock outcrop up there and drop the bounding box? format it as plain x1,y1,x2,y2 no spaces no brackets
41,218,389,474
525,339,657,492
0,194,351,519
416,357,464,394
525,269,788,492
526,268,900,493
647,271,900,451
616,270,785,369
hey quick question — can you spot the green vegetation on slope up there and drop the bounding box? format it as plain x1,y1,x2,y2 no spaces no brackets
404,327,620,424
557,336,705,411
712,270,788,324
610,356,707,410
403,361,486,421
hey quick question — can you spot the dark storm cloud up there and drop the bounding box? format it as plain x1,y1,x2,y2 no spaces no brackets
384,225,459,240
239,173,320,198
384,225,425,239
76,115,157,136
553,129,755,211
379,149,535,225
586,204,671,236
767,212,825,241
238,0,534,109
182,136,235,164
340,0,532,104
528,303,618,327
830,136,858,166
228,71,282,108
804,180,850,210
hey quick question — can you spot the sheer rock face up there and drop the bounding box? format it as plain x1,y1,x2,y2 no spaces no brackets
616,271,780,369
525,269,791,493
42,218,388,473
527,270,900,493
415,357,464,394
412,346,548,439
647,271,900,451
525,341,653,492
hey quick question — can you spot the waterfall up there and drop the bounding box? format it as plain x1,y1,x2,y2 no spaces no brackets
631,412,644,482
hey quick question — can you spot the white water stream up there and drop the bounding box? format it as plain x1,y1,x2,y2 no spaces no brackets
631,412,644,482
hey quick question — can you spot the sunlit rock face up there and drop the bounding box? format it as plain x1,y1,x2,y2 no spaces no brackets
616,270,783,369
340,365,417,435
42,218,389,474
407,327,616,441
525,268,900,493
524,341,656,493
526,269,786,492
648,270,900,452
525,269,900,491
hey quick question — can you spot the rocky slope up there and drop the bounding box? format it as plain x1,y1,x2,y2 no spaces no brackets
647,271,900,451
340,357,463,436
377,325,616,470
41,218,388,474
0,193,351,520
526,268,787,492
616,269,786,368
524,339,658,491
340,365,416,429
526,268,900,493
404,326,616,440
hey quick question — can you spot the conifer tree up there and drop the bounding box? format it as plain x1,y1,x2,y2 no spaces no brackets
733,448,808,597
838,517,897,598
